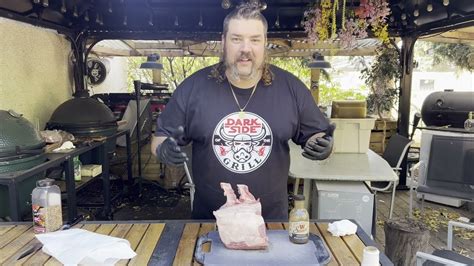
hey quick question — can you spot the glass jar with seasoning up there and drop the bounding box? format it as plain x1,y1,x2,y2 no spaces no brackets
32,178,63,233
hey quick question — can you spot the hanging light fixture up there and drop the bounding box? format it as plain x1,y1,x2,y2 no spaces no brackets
221,0,232,9
140,54,163,69
108,0,113,13
307,53,331,69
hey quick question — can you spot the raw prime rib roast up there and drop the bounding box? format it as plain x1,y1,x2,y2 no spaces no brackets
213,183,268,250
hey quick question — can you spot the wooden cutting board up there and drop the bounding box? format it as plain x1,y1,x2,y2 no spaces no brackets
194,230,331,265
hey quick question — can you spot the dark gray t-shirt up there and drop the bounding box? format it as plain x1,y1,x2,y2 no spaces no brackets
156,64,330,219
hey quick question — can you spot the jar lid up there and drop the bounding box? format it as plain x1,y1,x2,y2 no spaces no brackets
293,194,305,201
37,178,55,187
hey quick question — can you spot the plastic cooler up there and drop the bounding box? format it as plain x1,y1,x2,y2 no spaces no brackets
330,118,376,153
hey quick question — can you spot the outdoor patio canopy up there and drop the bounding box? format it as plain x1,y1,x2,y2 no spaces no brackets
2,0,474,139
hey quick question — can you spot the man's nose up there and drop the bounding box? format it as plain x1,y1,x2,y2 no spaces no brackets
240,39,252,52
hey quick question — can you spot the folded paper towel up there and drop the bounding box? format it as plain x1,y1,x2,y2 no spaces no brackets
327,220,358,237
35,228,136,265
53,141,76,152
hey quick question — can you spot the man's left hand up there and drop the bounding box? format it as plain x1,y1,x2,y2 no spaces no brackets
302,125,335,160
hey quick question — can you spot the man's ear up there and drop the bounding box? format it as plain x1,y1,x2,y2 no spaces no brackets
221,34,225,51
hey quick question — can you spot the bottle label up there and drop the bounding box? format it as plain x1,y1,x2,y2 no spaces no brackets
32,204,46,234
289,221,309,236
74,157,81,181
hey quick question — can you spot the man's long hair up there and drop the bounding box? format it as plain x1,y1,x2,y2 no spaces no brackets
208,2,274,86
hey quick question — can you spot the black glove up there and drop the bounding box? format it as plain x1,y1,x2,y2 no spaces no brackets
302,124,336,161
156,126,188,166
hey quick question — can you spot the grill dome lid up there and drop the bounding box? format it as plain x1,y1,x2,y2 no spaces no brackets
48,92,117,128
0,110,45,157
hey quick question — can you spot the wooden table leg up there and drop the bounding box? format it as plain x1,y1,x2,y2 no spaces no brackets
303,179,312,212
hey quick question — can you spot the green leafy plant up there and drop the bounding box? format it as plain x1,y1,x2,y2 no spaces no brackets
361,43,401,119
271,57,366,106
318,81,366,106
431,43,474,72
127,56,218,91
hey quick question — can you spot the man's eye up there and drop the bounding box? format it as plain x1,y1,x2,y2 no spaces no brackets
232,38,241,42
251,39,261,43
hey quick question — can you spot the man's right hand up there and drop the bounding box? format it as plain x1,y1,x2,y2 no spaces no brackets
155,126,188,166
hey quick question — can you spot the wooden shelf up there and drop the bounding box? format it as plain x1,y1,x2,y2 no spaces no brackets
57,175,97,194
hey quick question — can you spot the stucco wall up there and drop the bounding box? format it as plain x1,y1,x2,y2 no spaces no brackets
0,18,72,129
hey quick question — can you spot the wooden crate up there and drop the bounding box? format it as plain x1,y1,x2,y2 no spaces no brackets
370,120,397,155
373,120,397,131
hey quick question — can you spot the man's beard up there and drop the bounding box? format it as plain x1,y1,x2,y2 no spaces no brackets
223,49,264,82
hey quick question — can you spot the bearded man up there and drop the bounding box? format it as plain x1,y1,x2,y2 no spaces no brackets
151,3,334,219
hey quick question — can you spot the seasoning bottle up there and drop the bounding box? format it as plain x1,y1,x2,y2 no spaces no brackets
73,156,82,181
32,178,63,233
289,194,309,244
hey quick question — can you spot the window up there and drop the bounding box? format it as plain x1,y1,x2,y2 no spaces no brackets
419,79,435,91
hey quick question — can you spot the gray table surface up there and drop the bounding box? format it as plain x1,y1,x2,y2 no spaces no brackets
288,142,398,211
289,142,397,182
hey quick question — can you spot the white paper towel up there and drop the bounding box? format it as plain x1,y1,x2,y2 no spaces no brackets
327,220,358,237
35,228,136,265
53,141,75,152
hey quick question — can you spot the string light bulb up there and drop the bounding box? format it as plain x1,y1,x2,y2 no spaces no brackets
123,15,127,26
443,0,449,6
108,0,113,13
221,0,231,9
42,0,49,7
174,15,179,27
149,13,154,26
401,13,407,20
275,11,280,28
61,0,67,13
260,1,267,10
413,5,419,17
73,5,79,18
84,10,90,22
198,12,203,27
427,1,433,12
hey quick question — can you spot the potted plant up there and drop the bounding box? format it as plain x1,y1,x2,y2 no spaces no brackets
361,43,401,153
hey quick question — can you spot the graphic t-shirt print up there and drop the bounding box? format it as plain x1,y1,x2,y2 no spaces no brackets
212,112,273,173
